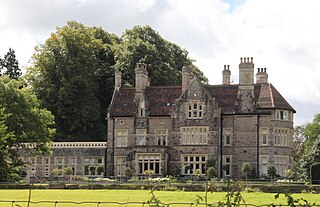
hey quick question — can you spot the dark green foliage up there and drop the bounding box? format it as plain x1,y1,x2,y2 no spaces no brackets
267,165,277,181
241,162,251,182
300,135,320,179
0,76,54,181
115,25,208,86
27,21,119,141
304,114,320,153
0,48,22,80
273,193,316,207
296,114,320,180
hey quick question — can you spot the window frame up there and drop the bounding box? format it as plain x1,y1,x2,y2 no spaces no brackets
136,153,161,175
222,155,232,177
274,128,289,146
181,126,208,145
115,156,127,176
260,128,269,146
115,129,128,147
155,129,168,146
276,110,289,121
223,128,232,147
181,154,207,175
136,129,146,145
187,102,204,119
259,155,269,176
274,155,289,177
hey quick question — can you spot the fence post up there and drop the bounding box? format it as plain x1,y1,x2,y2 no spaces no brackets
55,201,58,207
97,201,100,207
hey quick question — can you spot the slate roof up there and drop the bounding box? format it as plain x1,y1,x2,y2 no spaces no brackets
109,83,295,117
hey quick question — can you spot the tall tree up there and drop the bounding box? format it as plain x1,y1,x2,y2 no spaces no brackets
299,135,320,180
0,76,54,181
115,25,208,86
0,48,22,79
304,114,320,153
27,21,119,141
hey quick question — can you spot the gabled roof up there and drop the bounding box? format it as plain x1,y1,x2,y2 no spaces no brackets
109,87,136,117
146,86,182,116
109,83,295,117
109,86,182,117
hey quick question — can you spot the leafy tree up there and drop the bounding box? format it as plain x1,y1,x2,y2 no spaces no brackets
304,114,320,153
0,76,54,181
64,166,73,183
241,162,251,182
124,167,133,178
27,21,119,141
206,167,216,179
115,25,208,86
0,108,14,181
0,48,22,79
267,165,277,182
293,125,307,157
96,165,104,175
299,134,320,180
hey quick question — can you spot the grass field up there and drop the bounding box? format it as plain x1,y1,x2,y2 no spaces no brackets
0,189,319,207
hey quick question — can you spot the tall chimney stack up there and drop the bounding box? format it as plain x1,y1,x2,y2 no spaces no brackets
256,68,268,84
135,62,149,93
182,66,193,92
114,68,122,90
222,65,231,85
239,57,254,86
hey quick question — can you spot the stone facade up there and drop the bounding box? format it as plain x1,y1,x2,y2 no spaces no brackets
19,142,107,182
107,57,295,179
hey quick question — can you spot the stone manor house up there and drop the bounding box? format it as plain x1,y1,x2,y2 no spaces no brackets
20,57,295,180
106,57,295,179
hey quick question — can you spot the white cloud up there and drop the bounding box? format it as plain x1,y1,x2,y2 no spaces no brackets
0,0,319,125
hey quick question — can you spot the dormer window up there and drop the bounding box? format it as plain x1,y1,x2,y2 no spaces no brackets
187,102,204,119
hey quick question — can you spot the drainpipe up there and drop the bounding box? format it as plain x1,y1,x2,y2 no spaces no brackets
104,118,108,177
256,114,260,178
111,117,115,176
220,114,224,178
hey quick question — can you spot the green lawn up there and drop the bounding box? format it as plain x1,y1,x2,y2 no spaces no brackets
0,189,319,207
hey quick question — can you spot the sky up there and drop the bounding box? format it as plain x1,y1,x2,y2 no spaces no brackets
0,0,319,125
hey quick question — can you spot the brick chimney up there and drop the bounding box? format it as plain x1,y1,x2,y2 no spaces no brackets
135,62,149,93
182,66,193,92
114,68,122,90
256,68,268,84
222,65,231,85
239,57,254,86
238,57,255,113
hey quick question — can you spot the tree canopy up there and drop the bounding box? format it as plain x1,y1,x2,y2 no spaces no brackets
115,25,208,86
27,21,207,141
0,48,22,80
304,114,320,152
27,21,119,141
0,76,55,181
296,114,320,179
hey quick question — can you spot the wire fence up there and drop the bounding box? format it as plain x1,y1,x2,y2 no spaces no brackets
1,200,320,207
